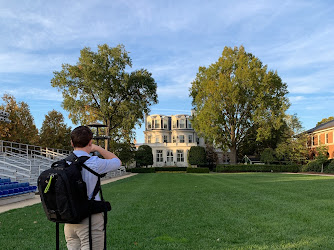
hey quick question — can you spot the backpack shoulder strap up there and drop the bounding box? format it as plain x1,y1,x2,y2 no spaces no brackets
67,153,104,178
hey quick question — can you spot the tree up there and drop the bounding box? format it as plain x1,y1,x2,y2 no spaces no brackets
135,145,153,167
275,114,308,164
260,148,275,164
51,44,158,149
110,141,135,167
188,146,206,166
316,116,334,127
0,94,39,144
190,46,289,164
39,110,72,150
315,145,329,173
205,144,218,167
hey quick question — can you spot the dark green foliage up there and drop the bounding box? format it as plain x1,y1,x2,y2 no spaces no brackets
302,159,333,173
188,146,206,165
110,142,135,166
131,168,155,173
186,167,210,173
260,148,276,164
205,144,218,167
325,160,334,173
155,167,187,172
301,160,322,172
217,164,300,173
135,145,153,167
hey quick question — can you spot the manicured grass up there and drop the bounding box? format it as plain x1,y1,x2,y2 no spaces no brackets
2,173,334,249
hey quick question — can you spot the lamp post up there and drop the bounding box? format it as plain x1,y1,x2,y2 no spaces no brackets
87,122,110,149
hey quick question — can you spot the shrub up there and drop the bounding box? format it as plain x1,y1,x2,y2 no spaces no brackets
131,168,155,173
155,167,187,172
135,145,153,167
301,160,322,172
187,167,210,173
260,148,276,164
188,146,206,165
324,160,334,173
216,164,300,173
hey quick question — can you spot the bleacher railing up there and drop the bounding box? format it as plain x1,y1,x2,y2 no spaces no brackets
0,140,128,185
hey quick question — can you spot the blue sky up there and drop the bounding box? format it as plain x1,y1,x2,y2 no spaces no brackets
0,0,333,143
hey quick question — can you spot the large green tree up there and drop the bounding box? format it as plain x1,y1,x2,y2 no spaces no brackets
0,94,39,145
190,46,290,164
51,44,158,148
39,110,72,150
275,114,308,164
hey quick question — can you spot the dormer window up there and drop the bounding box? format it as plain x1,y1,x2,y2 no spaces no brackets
147,121,152,129
155,119,160,128
188,120,192,128
180,119,185,128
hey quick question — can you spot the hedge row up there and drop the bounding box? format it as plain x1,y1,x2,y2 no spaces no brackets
186,167,210,173
155,167,187,172
216,164,301,173
130,168,156,173
130,167,209,173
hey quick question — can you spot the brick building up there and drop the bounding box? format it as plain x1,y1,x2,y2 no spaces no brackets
306,119,334,159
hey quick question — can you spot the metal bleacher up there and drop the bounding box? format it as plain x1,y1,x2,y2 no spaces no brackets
0,139,128,189
0,140,69,186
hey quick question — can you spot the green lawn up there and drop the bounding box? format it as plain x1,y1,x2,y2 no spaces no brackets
1,173,334,249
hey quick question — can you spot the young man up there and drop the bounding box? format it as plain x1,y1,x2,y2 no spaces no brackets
64,126,121,250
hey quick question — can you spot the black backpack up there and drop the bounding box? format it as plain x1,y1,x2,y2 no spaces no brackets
38,153,111,250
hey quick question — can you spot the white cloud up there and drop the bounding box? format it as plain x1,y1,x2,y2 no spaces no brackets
0,87,62,102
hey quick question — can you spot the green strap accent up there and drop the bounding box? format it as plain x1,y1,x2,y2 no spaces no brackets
44,175,53,193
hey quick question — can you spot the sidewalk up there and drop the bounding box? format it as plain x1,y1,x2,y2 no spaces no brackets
0,173,137,214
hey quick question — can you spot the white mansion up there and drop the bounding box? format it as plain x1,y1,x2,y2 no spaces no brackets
142,111,229,167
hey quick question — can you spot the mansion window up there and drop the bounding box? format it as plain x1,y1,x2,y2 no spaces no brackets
177,150,184,162
156,150,163,162
179,135,185,143
172,136,176,143
155,119,160,129
163,135,168,143
147,121,152,129
163,120,168,129
147,135,151,143
155,136,160,143
180,119,185,128
326,133,329,144
188,120,192,128
167,150,173,163
188,135,193,143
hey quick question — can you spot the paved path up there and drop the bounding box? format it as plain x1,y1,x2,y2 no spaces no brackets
0,173,137,214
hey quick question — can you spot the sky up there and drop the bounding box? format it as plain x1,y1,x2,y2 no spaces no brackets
0,0,333,143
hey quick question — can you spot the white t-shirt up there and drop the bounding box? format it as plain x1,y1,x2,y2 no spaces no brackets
73,150,121,201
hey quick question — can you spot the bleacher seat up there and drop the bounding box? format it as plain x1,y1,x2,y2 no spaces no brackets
0,178,37,198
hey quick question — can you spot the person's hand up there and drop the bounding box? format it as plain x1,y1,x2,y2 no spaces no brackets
90,144,101,153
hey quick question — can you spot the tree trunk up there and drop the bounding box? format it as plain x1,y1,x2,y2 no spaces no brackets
230,146,237,164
